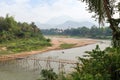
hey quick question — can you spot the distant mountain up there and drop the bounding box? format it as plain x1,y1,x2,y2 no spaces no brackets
36,23,53,29
36,20,96,29
46,16,73,25
55,21,95,29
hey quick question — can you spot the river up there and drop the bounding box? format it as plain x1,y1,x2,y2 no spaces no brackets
0,40,110,80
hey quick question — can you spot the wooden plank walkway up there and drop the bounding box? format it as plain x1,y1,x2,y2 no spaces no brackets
0,56,77,64
26,57,77,64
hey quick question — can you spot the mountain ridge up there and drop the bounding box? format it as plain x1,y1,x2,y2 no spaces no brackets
36,20,96,29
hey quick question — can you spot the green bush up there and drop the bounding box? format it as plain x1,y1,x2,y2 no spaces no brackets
71,45,120,80
39,69,58,80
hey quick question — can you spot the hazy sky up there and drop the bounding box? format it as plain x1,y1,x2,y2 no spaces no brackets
0,0,118,24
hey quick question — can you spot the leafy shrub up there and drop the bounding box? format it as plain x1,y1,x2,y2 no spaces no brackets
71,45,120,80
40,69,58,80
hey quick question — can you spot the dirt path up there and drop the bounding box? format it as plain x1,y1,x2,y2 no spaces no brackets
0,37,97,61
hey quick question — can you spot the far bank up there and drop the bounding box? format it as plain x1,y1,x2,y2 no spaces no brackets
0,37,97,61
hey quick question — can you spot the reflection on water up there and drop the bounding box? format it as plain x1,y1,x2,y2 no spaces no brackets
0,40,110,80
0,57,76,80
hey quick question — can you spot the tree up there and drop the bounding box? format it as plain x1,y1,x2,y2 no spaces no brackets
0,14,45,42
80,0,120,47
79,27,90,37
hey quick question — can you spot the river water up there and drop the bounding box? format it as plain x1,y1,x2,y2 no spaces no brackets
0,40,110,80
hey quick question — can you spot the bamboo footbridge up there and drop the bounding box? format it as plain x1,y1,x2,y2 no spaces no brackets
0,55,77,64
0,55,79,73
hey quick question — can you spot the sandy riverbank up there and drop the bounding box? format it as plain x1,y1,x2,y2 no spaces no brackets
0,37,97,61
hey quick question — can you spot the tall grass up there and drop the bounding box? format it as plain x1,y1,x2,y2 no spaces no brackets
0,38,51,54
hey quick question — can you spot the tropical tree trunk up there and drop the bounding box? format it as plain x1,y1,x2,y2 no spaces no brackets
112,25,120,47
109,18,120,47
103,0,120,47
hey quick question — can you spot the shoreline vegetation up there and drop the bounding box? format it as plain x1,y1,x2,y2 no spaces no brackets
41,26,112,39
0,37,97,61
0,15,97,61
0,15,51,60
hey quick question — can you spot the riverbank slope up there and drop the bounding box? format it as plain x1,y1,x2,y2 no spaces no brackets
0,37,97,61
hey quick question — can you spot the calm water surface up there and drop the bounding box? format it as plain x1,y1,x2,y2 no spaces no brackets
0,40,110,80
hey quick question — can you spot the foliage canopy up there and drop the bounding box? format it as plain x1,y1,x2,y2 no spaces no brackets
0,14,43,43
